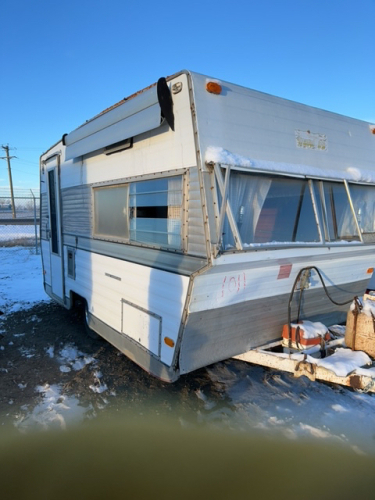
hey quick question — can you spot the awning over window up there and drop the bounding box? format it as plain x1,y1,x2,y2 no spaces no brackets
64,85,161,160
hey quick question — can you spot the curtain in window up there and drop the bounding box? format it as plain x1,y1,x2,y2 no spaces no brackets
349,184,375,235
223,172,271,247
323,182,358,240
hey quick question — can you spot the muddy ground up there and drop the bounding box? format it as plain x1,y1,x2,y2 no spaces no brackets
2,300,375,458
0,302,222,429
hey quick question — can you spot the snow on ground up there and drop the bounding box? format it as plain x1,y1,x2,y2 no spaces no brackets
0,225,39,244
0,246,49,314
15,384,87,432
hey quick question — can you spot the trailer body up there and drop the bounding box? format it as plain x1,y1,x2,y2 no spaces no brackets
40,71,375,381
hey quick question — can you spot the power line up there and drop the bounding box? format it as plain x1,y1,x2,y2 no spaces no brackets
14,157,39,165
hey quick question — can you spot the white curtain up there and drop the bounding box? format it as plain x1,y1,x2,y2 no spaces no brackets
223,172,271,247
350,185,375,234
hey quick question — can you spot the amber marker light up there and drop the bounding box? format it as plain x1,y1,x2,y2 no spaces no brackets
164,337,175,348
367,268,374,274
206,82,222,95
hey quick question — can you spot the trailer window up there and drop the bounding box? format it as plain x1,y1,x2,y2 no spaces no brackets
93,184,129,241
320,182,359,241
129,176,182,249
347,184,375,242
222,172,319,248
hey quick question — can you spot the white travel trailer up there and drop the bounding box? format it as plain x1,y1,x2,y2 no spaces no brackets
40,70,375,382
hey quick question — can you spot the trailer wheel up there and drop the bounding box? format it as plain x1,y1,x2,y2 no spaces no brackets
84,302,102,341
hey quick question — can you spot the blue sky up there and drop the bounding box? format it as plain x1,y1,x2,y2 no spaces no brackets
1,0,374,190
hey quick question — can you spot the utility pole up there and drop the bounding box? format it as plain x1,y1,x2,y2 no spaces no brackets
0,145,17,218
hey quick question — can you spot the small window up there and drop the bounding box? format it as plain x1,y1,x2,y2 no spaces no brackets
129,176,182,249
93,184,129,241
321,182,359,241
348,184,375,242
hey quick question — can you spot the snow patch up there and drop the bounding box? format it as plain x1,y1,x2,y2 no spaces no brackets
15,384,86,431
331,404,349,413
290,320,328,339
299,423,338,440
58,344,95,372
0,247,50,314
308,349,371,377
205,146,375,183
46,346,54,358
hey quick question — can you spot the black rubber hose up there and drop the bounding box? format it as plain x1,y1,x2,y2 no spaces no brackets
287,266,354,346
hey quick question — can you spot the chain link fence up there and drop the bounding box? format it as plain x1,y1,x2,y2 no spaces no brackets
0,189,40,252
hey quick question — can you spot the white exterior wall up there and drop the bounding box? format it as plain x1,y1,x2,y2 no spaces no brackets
190,72,375,174
65,248,189,366
40,72,199,370
59,73,196,190
189,245,374,314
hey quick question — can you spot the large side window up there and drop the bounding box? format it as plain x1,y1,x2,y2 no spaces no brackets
348,184,375,242
94,184,129,241
222,172,319,248
321,182,359,241
129,176,183,249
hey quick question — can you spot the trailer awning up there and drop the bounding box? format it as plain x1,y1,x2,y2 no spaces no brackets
64,85,161,160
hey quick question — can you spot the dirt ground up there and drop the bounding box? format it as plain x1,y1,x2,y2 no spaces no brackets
0,302,220,429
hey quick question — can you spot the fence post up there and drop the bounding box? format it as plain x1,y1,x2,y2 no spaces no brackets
30,189,39,254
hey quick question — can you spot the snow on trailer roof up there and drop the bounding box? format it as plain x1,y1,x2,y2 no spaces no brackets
205,146,375,184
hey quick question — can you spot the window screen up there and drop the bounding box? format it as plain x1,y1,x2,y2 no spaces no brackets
129,176,182,249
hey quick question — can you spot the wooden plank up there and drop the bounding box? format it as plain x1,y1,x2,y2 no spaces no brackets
233,348,375,393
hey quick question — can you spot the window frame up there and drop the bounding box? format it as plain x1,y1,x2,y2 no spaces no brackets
213,164,367,253
92,172,186,252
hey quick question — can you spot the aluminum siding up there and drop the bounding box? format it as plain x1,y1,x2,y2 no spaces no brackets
186,167,206,257
61,185,92,236
179,244,375,373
